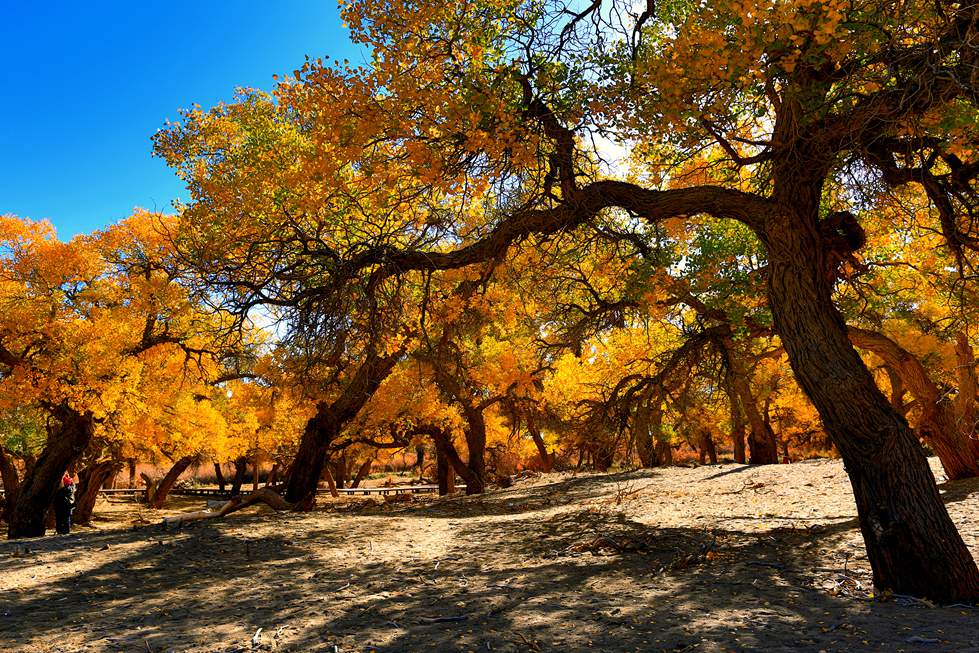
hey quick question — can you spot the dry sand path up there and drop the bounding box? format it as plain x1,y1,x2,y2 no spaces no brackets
2,458,979,652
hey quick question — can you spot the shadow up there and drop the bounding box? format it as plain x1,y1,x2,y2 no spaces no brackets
0,469,976,652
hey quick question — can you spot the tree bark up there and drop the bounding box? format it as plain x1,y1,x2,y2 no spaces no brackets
266,463,280,487
724,372,748,463
462,407,487,494
230,457,247,496
766,202,979,601
73,460,121,524
8,407,95,539
527,418,554,472
698,430,718,465
127,458,136,489
252,455,260,492
954,332,979,460
352,458,372,488
148,456,195,509
432,428,478,492
434,437,456,495
848,326,979,480
214,462,226,492
721,337,778,464
284,347,403,505
0,447,20,523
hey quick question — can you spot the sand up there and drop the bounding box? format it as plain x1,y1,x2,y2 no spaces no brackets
2,457,979,652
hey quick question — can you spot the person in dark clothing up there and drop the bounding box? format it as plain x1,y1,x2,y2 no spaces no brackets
54,472,75,535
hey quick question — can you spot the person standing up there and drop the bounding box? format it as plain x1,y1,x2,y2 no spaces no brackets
53,472,75,535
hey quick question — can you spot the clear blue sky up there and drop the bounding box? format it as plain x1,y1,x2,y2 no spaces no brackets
0,2,360,238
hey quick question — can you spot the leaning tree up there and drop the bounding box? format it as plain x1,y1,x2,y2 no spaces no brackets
157,0,979,600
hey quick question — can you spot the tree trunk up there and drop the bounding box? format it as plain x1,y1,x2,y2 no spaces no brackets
284,347,403,505
432,428,478,492
655,439,673,466
8,407,94,539
528,418,554,472
230,457,247,496
848,326,979,480
127,458,136,489
148,456,194,509
214,462,226,492
0,448,20,523
722,338,778,464
462,407,487,494
699,430,718,464
74,460,120,524
434,438,456,495
766,205,979,601
352,458,372,488
954,332,979,460
266,463,279,487
724,372,748,464
321,460,339,497
252,455,260,492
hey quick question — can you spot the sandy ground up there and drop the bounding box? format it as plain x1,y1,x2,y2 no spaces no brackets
2,458,979,653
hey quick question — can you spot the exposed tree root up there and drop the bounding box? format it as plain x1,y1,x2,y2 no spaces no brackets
161,487,294,528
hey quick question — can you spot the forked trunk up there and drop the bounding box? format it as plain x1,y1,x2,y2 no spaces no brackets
434,439,455,495
698,430,718,465
284,347,403,505
73,460,121,524
766,207,979,601
724,374,748,464
8,407,95,539
148,456,195,509
230,457,247,496
721,335,778,464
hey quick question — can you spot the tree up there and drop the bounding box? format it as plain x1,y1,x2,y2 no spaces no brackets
156,0,979,599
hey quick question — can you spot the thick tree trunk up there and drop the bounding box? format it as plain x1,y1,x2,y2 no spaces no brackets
8,407,94,539
432,428,478,492
74,460,120,524
462,407,487,494
230,457,247,496
284,347,403,505
848,326,979,480
766,207,979,601
214,462,226,492
127,458,136,489
434,438,455,495
655,439,673,466
148,456,194,509
0,448,20,523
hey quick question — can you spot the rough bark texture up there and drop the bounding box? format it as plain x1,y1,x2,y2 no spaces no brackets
7,407,94,539
148,456,194,509
432,428,477,491
766,197,979,601
73,460,121,524
461,407,487,494
162,487,293,528
284,347,403,505
848,326,979,480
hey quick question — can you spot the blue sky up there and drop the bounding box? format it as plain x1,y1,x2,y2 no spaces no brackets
0,2,360,238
